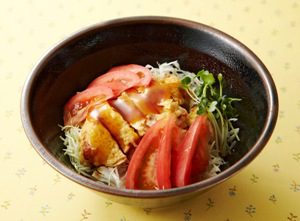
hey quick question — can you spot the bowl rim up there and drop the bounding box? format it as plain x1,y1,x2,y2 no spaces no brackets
21,15,278,198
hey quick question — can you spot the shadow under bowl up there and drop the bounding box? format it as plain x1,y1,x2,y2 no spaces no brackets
21,16,278,208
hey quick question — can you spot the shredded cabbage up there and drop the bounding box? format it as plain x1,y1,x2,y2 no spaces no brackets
92,164,127,188
60,125,93,177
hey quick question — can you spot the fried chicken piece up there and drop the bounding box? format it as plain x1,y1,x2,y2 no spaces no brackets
80,116,126,167
90,102,139,153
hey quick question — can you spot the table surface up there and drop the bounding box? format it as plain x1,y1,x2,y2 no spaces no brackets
1,0,299,220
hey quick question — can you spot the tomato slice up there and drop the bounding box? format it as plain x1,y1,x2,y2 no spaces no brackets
125,118,165,190
108,64,152,86
64,104,90,126
65,64,152,126
88,70,140,91
88,65,152,95
172,115,211,187
63,86,114,125
156,115,184,189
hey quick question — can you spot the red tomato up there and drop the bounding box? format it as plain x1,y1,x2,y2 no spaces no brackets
108,64,152,86
125,118,166,190
64,64,152,126
88,70,140,91
64,86,114,125
172,115,211,187
156,115,184,189
64,104,89,127
88,65,152,94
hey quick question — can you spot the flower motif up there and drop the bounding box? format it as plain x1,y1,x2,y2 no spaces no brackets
269,194,277,203
184,209,192,221
1,201,11,210
273,164,280,172
292,153,300,162
287,212,298,221
245,204,256,217
206,198,215,210
40,205,51,216
250,174,259,183
228,186,237,196
143,208,152,215
290,181,300,192
80,209,91,221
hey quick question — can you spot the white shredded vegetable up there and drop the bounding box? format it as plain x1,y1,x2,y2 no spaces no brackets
60,125,93,178
92,166,126,188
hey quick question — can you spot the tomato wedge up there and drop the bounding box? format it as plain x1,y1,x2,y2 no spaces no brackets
108,64,152,86
126,114,187,190
172,115,211,187
156,115,184,189
125,118,165,190
63,86,114,125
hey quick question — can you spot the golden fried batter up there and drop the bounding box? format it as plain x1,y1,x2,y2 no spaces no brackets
90,102,139,153
80,117,126,167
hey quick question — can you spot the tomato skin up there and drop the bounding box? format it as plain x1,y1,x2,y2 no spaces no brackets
64,104,89,126
172,115,211,187
93,81,132,95
156,115,184,189
108,64,152,86
190,123,210,182
64,86,114,125
125,118,165,190
87,70,140,91
88,64,152,94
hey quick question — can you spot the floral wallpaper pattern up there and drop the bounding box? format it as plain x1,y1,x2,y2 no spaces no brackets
0,0,299,220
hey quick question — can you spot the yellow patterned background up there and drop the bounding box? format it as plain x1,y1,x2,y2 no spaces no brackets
0,0,300,220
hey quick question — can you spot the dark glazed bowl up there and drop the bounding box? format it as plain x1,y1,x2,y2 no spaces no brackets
21,16,278,208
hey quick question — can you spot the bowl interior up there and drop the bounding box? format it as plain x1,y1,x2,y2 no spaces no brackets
24,18,271,192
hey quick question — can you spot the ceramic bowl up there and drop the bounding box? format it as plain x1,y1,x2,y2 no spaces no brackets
21,16,278,208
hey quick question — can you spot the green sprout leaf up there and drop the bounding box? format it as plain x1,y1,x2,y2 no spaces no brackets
208,101,218,113
195,85,203,97
179,65,241,158
217,73,223,83
197,104,206,115
181,76,191,85
181,67,241,158
197,70,215,85
181,76,191,89
218,73,223,98
221,97,241,118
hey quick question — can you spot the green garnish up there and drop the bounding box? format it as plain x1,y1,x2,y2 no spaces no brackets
181,70,241,156
197,70,215,85
181,76,192,86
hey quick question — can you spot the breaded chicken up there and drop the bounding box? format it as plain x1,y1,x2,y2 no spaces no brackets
109,76,186,136
90,102,139,153
80,116,126,167
110,92,147,136
109,92,145,124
